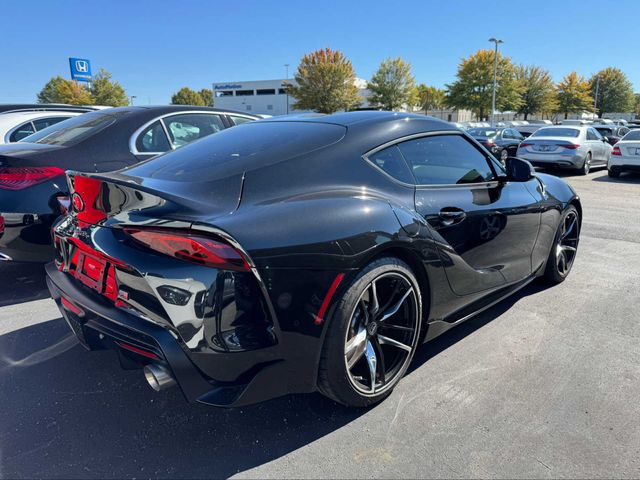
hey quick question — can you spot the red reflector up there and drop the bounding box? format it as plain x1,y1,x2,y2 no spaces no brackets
0,215,4,234
124,228,250,271
612,146,621,156
0,167,65,190
116,341,160,360
315,273,345,325
561,144,580,150
61,297,85,317
72,175,106,225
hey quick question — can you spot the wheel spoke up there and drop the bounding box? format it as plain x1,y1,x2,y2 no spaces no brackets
365,340,377,393
377,334,412,352
560,245,576,254
561,215,577,240
371,337,386,387
379,288,413,322
369,280,379,317
378,280,401,317
345,327,367,369
379,323,414,332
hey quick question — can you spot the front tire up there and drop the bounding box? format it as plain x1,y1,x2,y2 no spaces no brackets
543,206,580,284
318,257,423,407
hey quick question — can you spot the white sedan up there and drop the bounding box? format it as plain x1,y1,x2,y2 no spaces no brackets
608,129,640,178
0,111,84,144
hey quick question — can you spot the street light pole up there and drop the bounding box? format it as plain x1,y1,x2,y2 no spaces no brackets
284,63,290,115
129,95,137,106
594,75,600,117
488,37,503,126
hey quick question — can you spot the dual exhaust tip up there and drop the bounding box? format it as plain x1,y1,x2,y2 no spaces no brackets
143,364,176,392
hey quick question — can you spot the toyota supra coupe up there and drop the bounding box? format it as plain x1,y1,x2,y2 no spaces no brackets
46,111,582,408
0,106,258,262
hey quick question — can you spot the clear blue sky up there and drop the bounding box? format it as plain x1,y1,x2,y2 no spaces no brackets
4,0,640,104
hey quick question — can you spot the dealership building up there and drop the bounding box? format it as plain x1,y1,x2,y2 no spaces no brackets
212,78,370,116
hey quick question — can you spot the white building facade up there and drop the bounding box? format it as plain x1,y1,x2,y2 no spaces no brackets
212,79,370,116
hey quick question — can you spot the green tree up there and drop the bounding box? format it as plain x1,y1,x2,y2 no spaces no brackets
37,76,93,105
515,65,557,120
415,84,446,111
590,67,635,117
556,72,593,119
89,69,129,106
446,49,522,120
367,57,416,111
171,87,205,106
199,88,213,106
634,93,640,116
287,48,361,113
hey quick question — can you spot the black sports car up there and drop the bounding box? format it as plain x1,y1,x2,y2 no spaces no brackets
0,105,258,262
46,112,581,408
468,127,525,164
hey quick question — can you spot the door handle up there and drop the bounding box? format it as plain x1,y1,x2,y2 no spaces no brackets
439,208,466,226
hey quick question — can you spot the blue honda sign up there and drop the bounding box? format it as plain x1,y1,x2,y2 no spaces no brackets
69,58,92,82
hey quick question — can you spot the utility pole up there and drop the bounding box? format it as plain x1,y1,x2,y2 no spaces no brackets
594,76,600,117
284,63,290,115
488,38,503,126
129,95,137,106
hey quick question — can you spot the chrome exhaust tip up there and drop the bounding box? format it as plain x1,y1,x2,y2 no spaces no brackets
143,364,176,392
0,253,12,261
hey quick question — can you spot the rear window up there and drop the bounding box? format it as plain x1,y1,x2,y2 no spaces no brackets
622,130,640,141
125,121,346,182
468,128,498,137
532,128,580,138
20,111,124,146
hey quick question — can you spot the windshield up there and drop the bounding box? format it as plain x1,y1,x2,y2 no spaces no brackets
468,128,498,137
19,110,125,146
622,130,640,141
532,128,580,138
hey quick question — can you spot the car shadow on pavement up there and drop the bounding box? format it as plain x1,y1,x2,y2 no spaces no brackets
591,172,640,184
0,316,365,479
0,262,50,307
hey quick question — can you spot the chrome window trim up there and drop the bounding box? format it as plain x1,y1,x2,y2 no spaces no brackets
361,130,502,189
129,110,229,156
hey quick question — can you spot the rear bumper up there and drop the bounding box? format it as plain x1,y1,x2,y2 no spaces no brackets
608,155,640,171
45,262,300,407
517,152,583,169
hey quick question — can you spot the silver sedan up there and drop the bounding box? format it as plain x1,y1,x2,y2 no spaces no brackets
516,125,612,175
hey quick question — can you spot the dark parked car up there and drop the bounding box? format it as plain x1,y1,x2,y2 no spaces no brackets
467,127,525,163
46,112,582,408
0,106,259,262
593,125,630,145
515,124,543,138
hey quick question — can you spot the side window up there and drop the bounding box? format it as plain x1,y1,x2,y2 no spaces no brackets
502,129,513,139
397,135,495,186
588,128,602,140
229,115,254,126
164,114,226,148
619,127,629,136
9,122,35,142
135,120,171,153
367,145,414,184
33,116,71,131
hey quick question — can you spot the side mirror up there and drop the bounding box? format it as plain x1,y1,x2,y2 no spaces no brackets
602,136,609,143
505,157,535,182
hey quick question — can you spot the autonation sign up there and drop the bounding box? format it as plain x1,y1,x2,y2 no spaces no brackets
214,84,242,90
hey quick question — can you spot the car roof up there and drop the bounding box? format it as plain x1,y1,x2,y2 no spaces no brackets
261,110,454,129
102,105,260,118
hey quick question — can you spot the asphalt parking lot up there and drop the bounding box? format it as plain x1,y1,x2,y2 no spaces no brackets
0,169,638,479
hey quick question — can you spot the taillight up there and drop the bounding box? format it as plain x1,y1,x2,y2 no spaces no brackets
0,167,65,190
0,215,4,234
612,146,621,156
124,228,250,271
71,175,106,225
519,143,532,148
561,144,580,150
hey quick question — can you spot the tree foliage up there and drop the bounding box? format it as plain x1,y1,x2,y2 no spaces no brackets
287,48,361,114
37,76,93,105
171,87,206,106
590,67,634,117
556,72,593,119
367,58,416,111
89,69,129,106
515,65,557,119
199,88,214,106
415,84,446,111
446,49,522,120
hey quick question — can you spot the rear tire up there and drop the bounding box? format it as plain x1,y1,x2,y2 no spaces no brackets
608,169,620,178
579,153,591,175
318,257,423,407
543,206,580,284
